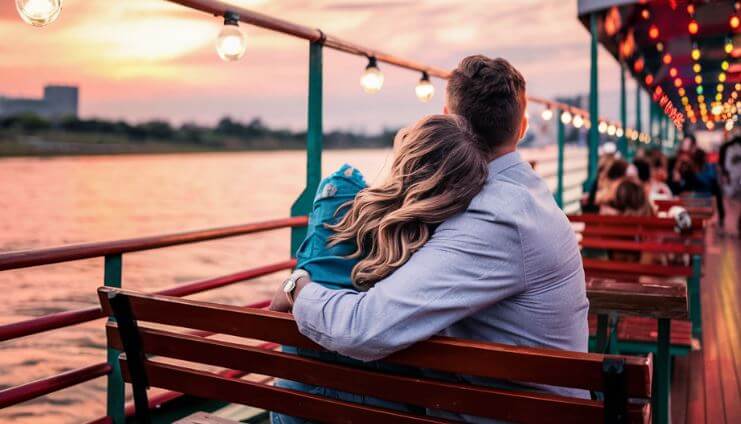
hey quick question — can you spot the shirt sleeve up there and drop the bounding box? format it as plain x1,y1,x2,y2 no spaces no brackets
292,213,525,361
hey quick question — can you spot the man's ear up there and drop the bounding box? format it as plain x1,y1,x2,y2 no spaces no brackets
519,114,529,139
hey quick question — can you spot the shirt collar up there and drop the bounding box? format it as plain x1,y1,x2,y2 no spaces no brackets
487,151,524,175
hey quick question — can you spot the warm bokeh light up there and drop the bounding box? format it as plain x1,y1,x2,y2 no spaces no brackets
688,19,698,34
648,24,659,40
541,108,553,121
560,111,572,124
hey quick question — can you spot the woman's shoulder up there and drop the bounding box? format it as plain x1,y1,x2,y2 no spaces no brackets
314,164,368,201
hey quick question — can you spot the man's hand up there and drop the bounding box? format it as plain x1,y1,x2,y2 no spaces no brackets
269,276,311,312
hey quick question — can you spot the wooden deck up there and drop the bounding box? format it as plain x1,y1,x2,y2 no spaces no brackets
671,229,741,423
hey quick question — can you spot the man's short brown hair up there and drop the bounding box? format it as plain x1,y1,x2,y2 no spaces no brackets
446,56,526,151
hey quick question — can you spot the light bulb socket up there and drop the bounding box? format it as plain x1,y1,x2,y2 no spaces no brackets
420,71,430,82
224,11,240,26
366,56,379,70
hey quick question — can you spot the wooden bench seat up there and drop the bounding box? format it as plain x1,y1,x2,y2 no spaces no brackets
589,316,693,347
98,287,653,424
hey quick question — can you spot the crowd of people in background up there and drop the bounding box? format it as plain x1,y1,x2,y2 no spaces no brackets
582,134,741,239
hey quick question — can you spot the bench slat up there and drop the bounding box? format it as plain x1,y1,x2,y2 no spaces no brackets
579,226,704,240
583,258,693,278
121,360,449,424
580,238,704,255
585,277,688,320
98,287,653,398
107,324,609,423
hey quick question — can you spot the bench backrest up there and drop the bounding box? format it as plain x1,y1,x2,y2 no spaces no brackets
98,287,652,424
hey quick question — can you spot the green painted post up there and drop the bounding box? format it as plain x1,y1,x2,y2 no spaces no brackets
634,84,642,160
648,102,655,147
585,12,600,190
689,254,703,339
104,254,125,424
595,314,609,353
619,62,628,158
290,41,323,256
654,318,671,424
555,110,565,208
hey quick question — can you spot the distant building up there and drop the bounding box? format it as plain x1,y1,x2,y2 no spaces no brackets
0,85,78,120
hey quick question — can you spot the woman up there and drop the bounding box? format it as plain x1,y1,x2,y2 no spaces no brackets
271,114,489,423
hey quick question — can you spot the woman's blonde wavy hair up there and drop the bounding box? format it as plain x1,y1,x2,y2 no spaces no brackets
328,114,489,290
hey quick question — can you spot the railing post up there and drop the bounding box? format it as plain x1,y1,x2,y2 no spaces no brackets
104,254,125,424
585,12,600,191
290,41,323,257
635,82,642,159
618,61,628,158
555,109,565,209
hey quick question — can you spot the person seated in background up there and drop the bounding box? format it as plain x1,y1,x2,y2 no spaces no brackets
719,135,741,237
581,151,616,213
601,178,656,263
596,158,629,214
649,156,673,200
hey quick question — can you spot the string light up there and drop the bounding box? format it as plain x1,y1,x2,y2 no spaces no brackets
15,0,62,27
695,75,703,84
616,127,624,137
541,107,553,121
573,115,584,128
675,78,682,88
693,63,702,73
691,44,701,60
648,24,660,40
360,56,384,94
688,19,699,34
731,15,740,29
645,74,654,86
721,60,729,71
641,7,650,20
607,124,617,136
561,111,572,125
725,39,734,54
669,67,678,78
678,87,686,96
598,121,608,133
215,12,247,62
662,53,672,64
719,72,726,82
415,72,434,102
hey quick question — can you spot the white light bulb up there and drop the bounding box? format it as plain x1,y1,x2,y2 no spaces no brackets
216,22,246,62
726,120,734,131
415,74,434,102
616,127,624,137
541,108,553,121
361,61,384,94
573,115,584,128
598,121,608,133
16,0,62,27
561,111,572,124
711,104,723,115
607,124,617,136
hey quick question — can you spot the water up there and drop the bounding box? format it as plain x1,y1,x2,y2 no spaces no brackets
0,147,585,423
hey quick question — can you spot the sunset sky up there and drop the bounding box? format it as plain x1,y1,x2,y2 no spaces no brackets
0,0,634,132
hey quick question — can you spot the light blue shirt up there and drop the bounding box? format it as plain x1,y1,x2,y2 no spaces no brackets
293,151,590,407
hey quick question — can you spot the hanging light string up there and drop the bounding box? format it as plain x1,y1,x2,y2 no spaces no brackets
15,0,656,130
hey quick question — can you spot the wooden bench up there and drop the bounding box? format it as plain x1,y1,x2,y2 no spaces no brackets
98,287,653,424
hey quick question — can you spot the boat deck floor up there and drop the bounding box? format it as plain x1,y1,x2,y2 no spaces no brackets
671,228,741,423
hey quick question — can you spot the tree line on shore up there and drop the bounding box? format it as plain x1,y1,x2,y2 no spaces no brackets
0,113,398,150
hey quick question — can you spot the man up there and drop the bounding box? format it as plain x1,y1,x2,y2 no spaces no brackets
271,55,589,415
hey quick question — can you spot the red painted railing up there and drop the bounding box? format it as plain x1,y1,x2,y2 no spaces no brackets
0,216,306,419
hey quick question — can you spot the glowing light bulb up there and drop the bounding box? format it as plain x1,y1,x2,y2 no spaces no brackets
693,63,702,73
662,53,672,64
674,78,682,88
541,108,553,121
688,19,699,34
691,47,701,61
695,75,703,84
361,57,384,94
719,72,726,82
687,4,695,15
718,83,724,92
678,88,686,96
731,15,740,29
645,74,654,86
616,127,624,137
414,72,434,102
560,111,572,125
598,121,607,133
15,0,62,27
607,124,617,136
706,121,715,130
215,13,246,62
725,40,733,54
726,119,735,131
656,42,664,52
721,60,729,71
669,67,678,78
573,115,584,128
648,24,660,40
641,8,650,20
